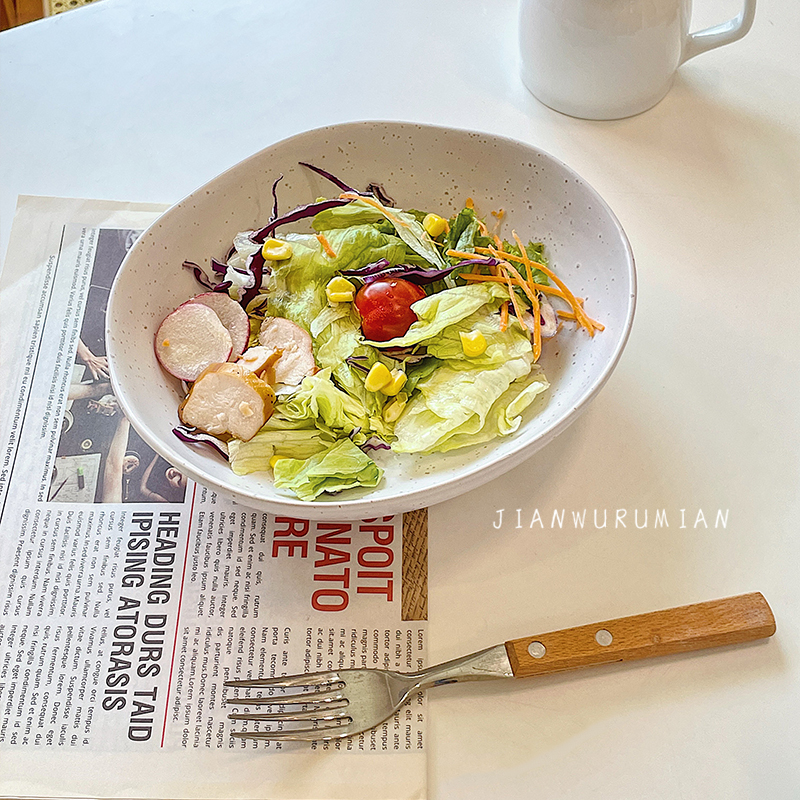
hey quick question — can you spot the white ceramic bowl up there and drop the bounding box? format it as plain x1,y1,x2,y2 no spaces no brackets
107,121,635,519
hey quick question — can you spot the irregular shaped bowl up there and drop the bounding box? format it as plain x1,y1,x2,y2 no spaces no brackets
107,121,635,519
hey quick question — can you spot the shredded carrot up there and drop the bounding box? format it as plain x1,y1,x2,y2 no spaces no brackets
460,271,574,302
462,271,541,298
462,272,516,284
338,192,410,230
491,255,538,305
490,208,506,236
511,233,532,282
462,272,514,283
316,233,337,259
449,232,599,343
511,231,541,361
475,245,517,259
530,261,594,335
446,249,484,261
465,197,474,209
446,248,498,277
496,259,542,357
476,245,595,336
503,272,529,333
499,301,509,332
557,310,605,331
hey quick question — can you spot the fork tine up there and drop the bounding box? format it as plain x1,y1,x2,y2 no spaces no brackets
225,687,347,706
230,723,355,741
225,672,341,689
228,706,350,721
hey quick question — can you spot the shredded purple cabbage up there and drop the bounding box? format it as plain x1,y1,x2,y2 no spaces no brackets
184,259,236,295
210,258,228,276
252,197,352,243
381,346,428,363
341,259,484,286
345,356,370,374
173,426,229,459
240,250,266,306
299,162,397,207
247,294,269,315
298,161,365,195
183,260,215,290
362,436,391,452
340,258,390,278
452,256,501,268
365,182,395,207
269,175,283,223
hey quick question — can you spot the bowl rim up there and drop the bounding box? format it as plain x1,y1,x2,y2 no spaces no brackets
107,119,636,519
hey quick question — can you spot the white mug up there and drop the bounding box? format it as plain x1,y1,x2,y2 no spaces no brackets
519,0,756,120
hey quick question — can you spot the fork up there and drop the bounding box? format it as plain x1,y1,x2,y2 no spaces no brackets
225,592,774,741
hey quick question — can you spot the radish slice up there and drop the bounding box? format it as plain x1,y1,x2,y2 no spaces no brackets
186,291,250,358
155,303,233,381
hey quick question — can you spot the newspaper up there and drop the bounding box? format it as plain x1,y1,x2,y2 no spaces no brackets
0,197,427,800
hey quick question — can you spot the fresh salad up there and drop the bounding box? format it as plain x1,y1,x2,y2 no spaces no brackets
154,163,602,501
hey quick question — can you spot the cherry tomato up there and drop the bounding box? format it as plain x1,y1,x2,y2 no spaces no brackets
354,278,426,341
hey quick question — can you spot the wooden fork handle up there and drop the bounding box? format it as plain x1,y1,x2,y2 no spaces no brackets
505,592,775,679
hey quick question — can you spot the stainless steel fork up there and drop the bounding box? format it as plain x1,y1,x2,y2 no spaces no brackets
225,593,774,741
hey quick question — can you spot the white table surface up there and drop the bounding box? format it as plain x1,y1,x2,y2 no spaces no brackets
2,0,800,797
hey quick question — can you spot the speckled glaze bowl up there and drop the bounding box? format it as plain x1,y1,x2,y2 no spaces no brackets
107,121,636,519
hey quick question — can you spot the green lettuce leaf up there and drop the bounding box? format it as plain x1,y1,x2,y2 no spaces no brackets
308,306,393,432
367,282,509,348
334,198,445,269
311,304,364,366
312,203,385,230
404,357,443,394
228,419,335,475
266,227,405,330
425,308,533,368
278,368,369,435
390,355,535,454
425,367,549,452
273,439,384,501
444,208,494,253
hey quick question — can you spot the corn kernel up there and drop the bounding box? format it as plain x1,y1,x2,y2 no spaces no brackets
460,329,487,357
325,275,356,303
365,362,393,392
261,238,293,260
423,213,448,238
383,392,408,422
269,454,287,469
381,369,407,396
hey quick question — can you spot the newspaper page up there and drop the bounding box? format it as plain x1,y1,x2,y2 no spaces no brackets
0,197,428,800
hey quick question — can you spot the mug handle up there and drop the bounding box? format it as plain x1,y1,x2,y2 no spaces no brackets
681,0,756,63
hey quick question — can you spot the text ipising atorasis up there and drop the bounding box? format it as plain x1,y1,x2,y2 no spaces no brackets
102,511,182,742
